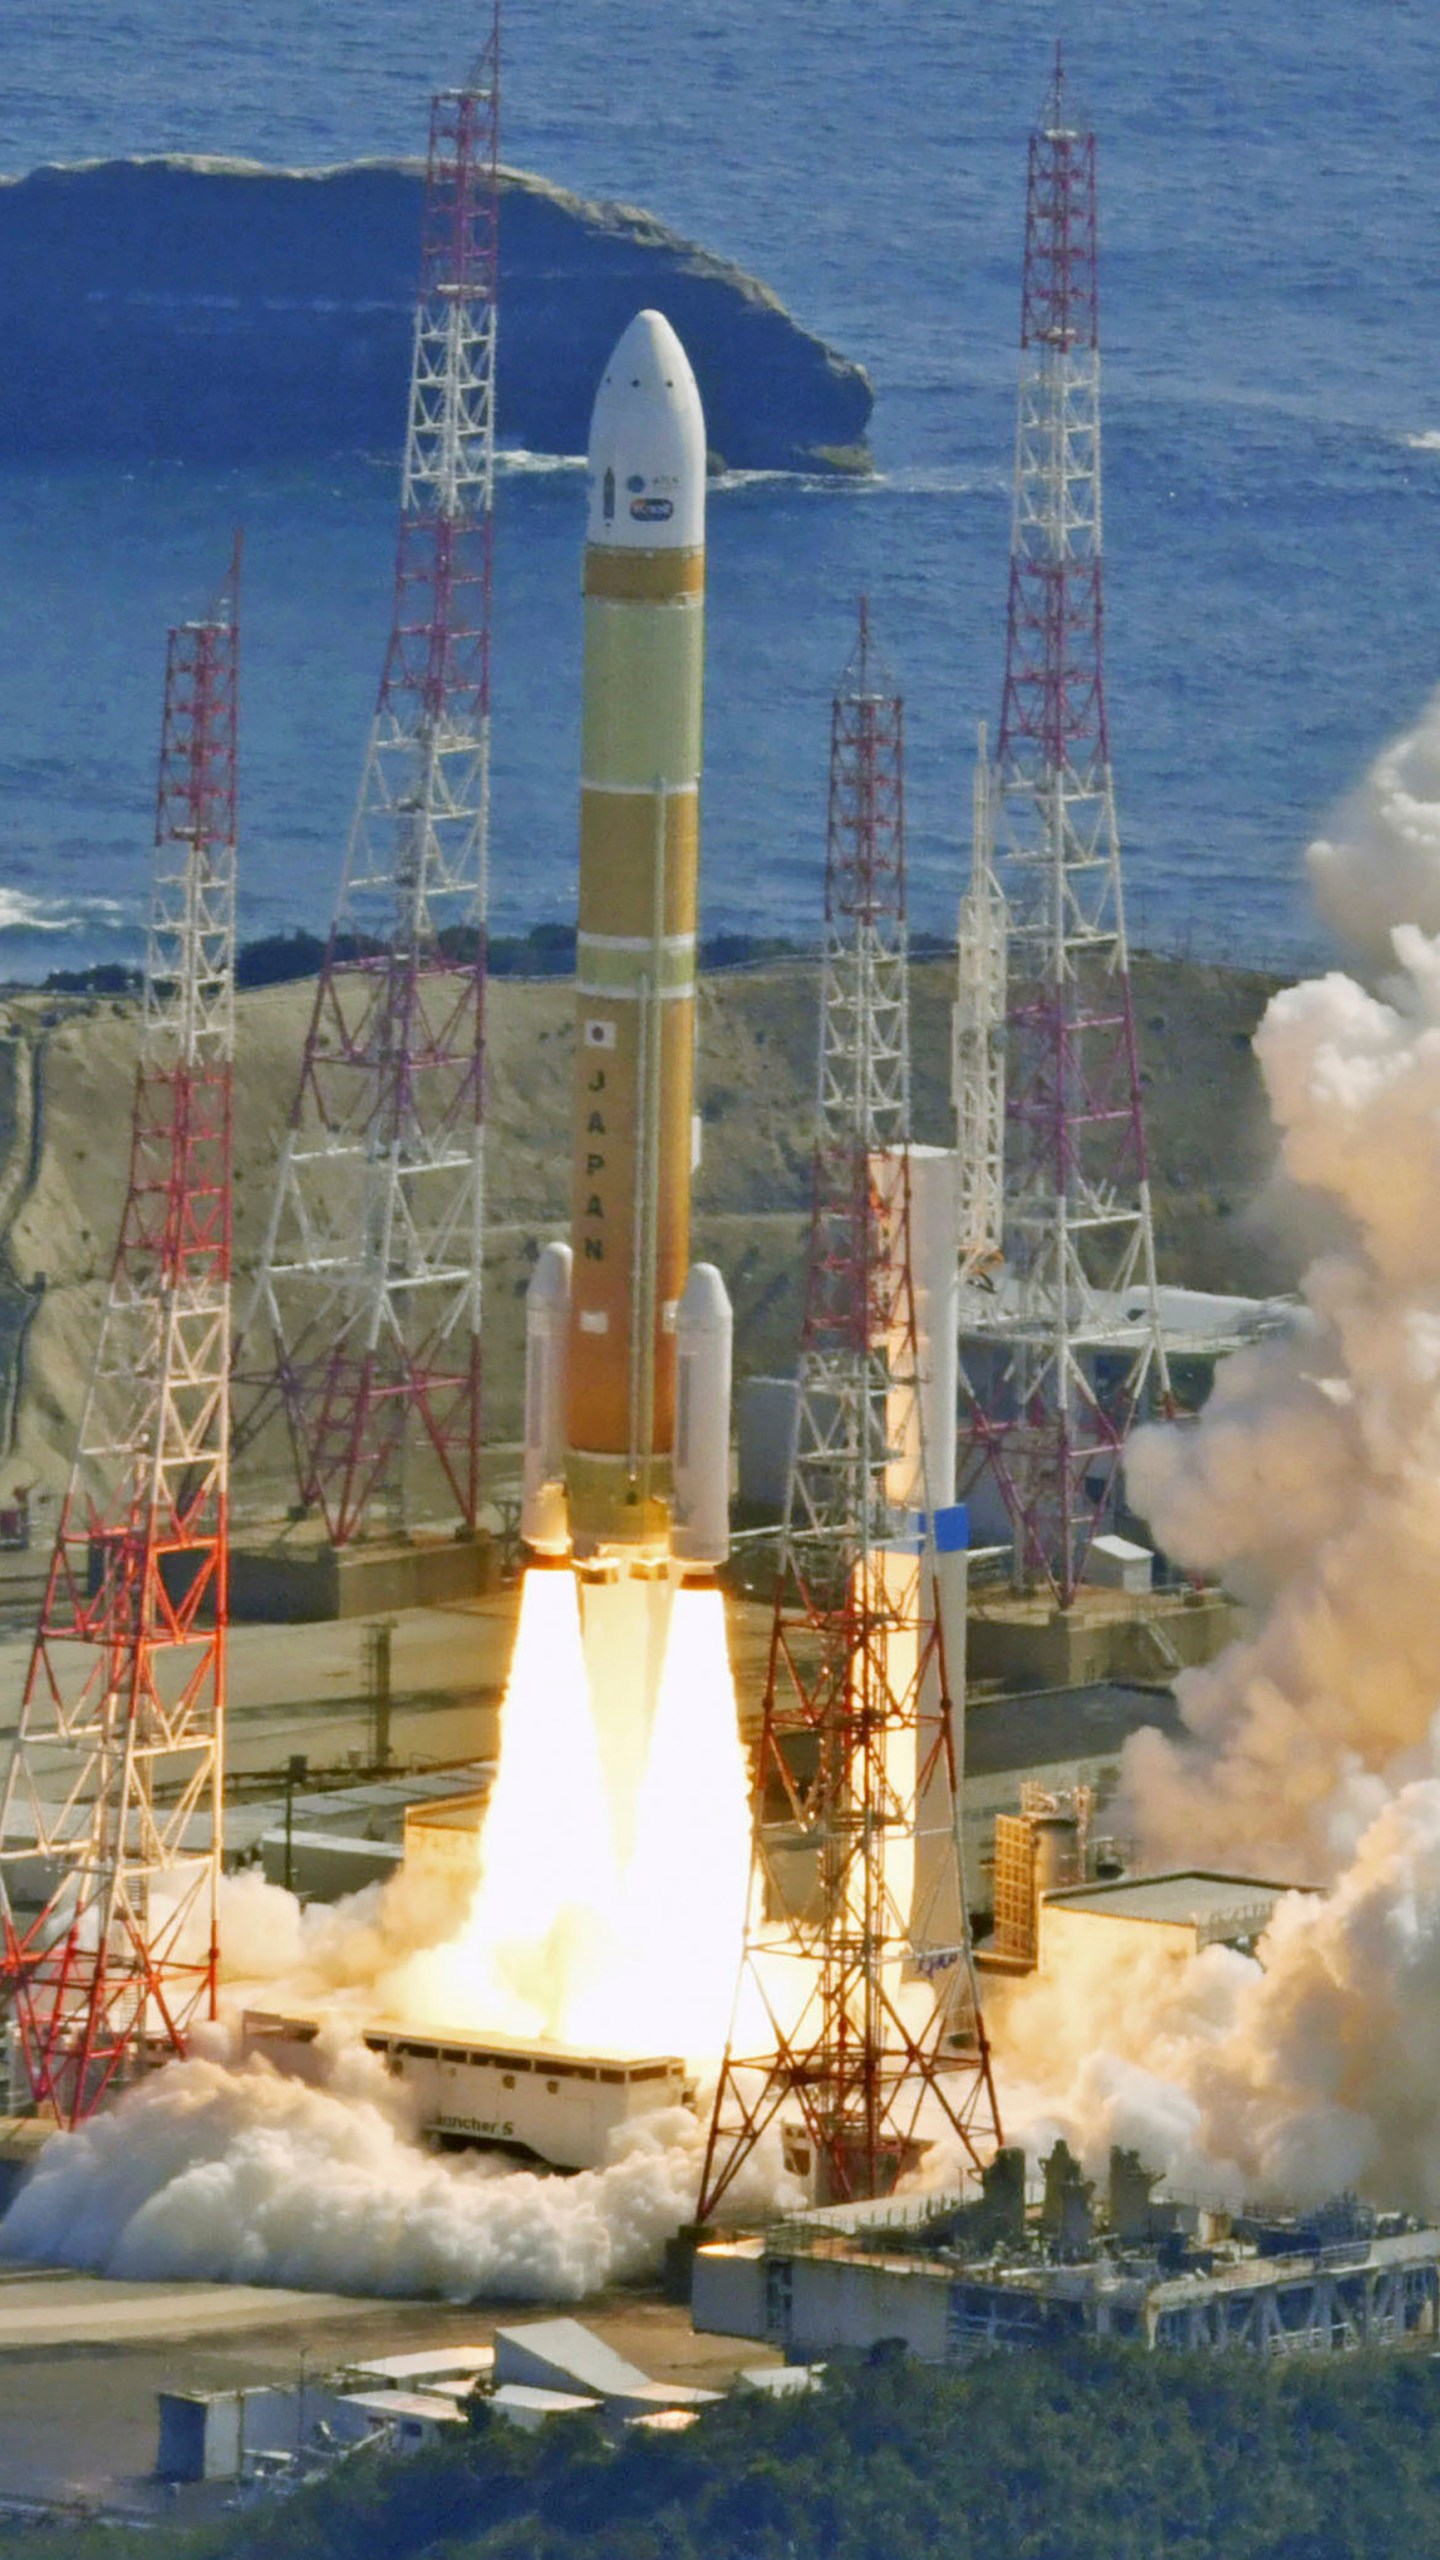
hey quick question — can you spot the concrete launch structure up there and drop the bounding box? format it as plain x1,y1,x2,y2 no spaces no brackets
523,309,731,1583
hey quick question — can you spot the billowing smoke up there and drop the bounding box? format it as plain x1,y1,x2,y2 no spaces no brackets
1308,689,1440,964
980,1766,1440,2216
0,2029,787,2297
1123,923,1440,1878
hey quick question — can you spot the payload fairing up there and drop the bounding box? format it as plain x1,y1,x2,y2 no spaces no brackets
521,308,732,1602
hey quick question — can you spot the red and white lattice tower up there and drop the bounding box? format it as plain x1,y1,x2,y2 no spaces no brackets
242,28,498,1543
0,545,239,2127
959,52,1168,1602
699,606,1000,2218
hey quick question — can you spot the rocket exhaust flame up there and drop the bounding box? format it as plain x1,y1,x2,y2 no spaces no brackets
455,1567,621,2041
413,1570,751,2061
618,1584,752,2056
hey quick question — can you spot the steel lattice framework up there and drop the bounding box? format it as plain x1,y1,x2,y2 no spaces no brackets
699,608,1000,2218
241,29,498,1543
959,52,1168,1602
0,545,239,2127
952,728,1007,1288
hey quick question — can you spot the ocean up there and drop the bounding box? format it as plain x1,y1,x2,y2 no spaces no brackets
0,0,1435,979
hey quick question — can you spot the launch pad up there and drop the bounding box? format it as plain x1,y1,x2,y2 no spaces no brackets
967,1579,1238,1691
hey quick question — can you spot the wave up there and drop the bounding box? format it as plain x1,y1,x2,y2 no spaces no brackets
711,461,1003,499
0,891,128,938
496,447,585,477
0,156,872,477
1403,430,1440,452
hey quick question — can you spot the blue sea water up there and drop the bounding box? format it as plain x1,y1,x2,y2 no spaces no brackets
0,0,1436,977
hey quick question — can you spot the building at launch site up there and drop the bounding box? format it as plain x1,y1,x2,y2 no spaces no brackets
693,2171,1440,2367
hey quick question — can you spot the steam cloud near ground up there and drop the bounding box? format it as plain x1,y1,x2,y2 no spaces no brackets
0,2027,753,2299
0,1857,795,2298
0,1580,777,2300
1308,689,1440,965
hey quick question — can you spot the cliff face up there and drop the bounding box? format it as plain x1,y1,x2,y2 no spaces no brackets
0,157,873,474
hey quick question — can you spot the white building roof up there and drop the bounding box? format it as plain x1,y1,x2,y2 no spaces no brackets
348,2348,494,2385
1043,1870,1319,1926
494,2318,654,2400
339,2391,465,2426
490,2384,600,2422
965,1279,1298,1362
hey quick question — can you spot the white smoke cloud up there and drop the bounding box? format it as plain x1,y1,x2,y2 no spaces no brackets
1308,690,1440,965
1123,924,1440,1877
0,2035,788,2298
218,1857,473,2006
981,1767,1440,2219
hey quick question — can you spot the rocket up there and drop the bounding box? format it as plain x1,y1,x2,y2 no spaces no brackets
521,311,732,1589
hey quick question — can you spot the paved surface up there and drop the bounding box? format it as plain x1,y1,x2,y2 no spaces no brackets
0,1582,776,1789
0,2269,774,2515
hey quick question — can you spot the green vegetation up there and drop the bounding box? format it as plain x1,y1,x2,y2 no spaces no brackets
7,2346,1440,2559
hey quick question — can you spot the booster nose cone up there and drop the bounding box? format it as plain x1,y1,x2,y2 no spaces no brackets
521,1240,573,1558
587,309,705,552
671,1262,733,1572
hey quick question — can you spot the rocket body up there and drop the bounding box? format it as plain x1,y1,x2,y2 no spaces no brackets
566,309,712,1563
521,309,730,1580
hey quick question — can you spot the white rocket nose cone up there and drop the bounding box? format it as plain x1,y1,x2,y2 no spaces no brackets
587,309,706,552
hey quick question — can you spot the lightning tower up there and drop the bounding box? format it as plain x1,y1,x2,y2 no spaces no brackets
959,52,1167,1602
243,26,499,1543
0,546,238,2126
699,607,1000,2217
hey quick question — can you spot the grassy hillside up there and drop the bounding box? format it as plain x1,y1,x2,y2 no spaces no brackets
0,949,1294,1509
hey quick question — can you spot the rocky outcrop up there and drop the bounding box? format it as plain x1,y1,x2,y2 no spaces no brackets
0,156,872,474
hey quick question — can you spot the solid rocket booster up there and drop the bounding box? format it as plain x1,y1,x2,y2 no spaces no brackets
520,310,732,1574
